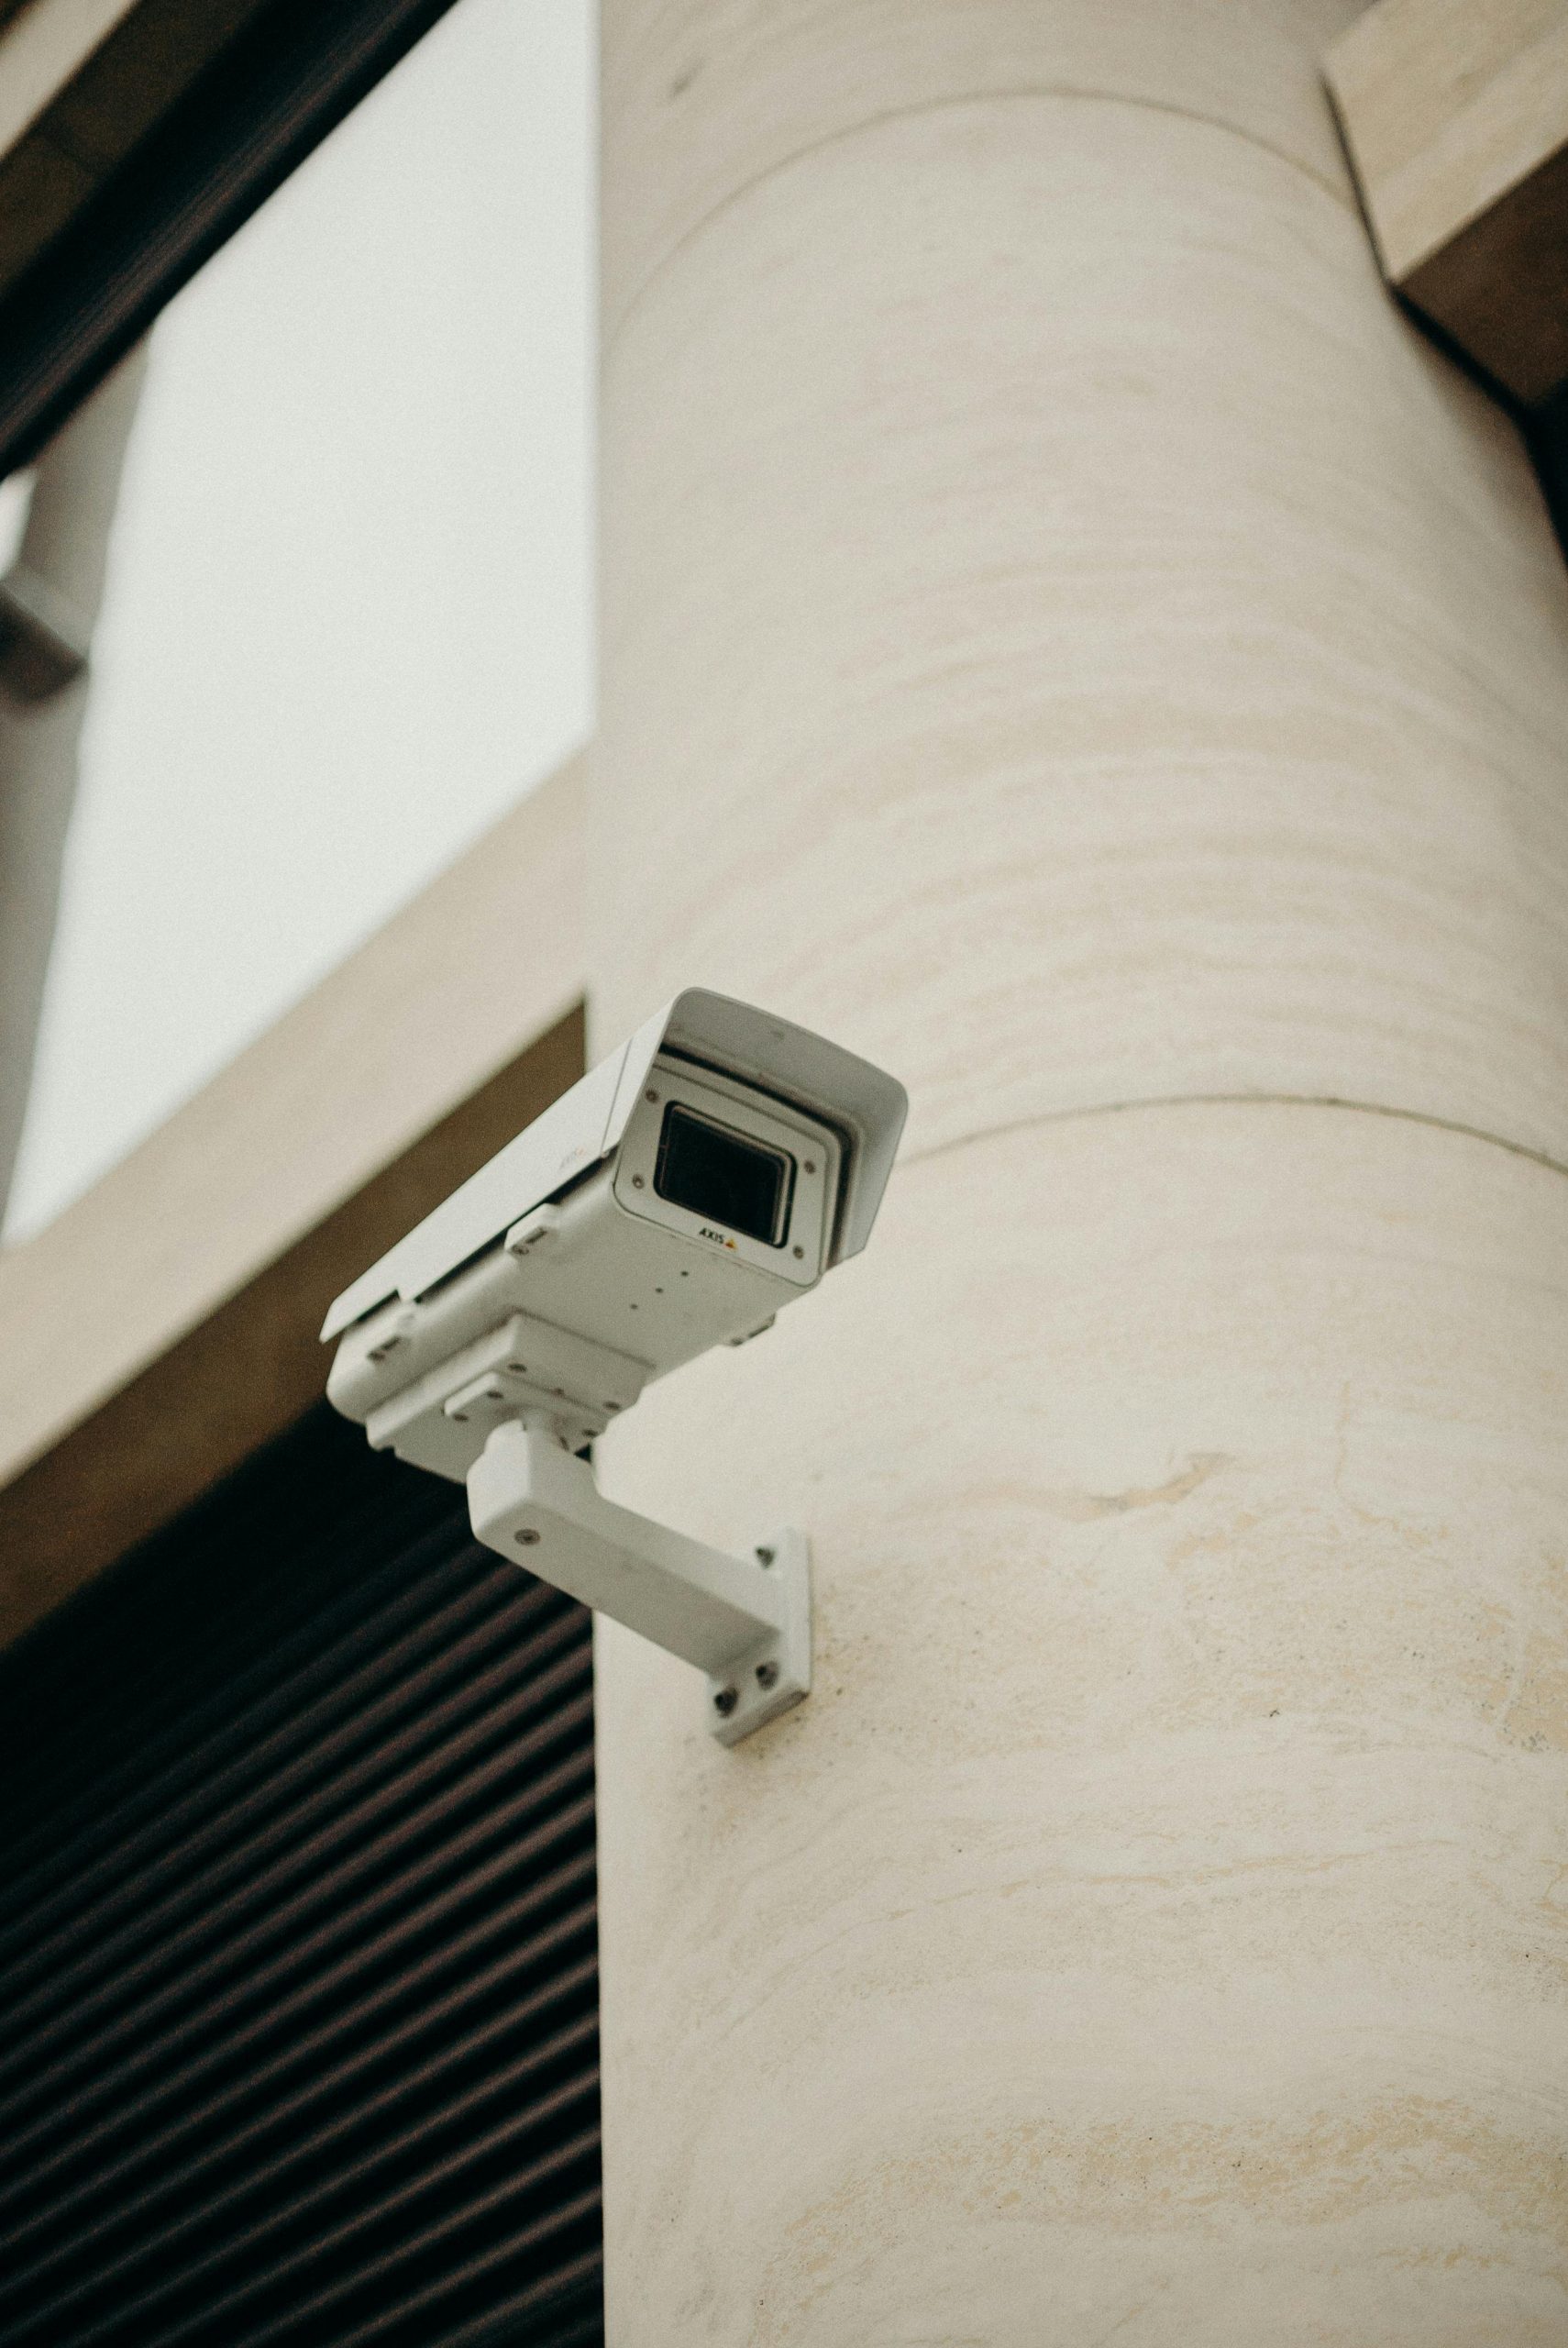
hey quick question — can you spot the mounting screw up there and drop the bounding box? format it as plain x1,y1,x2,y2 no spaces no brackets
804,1159,816,1174
646,1089,658,1103
713,1686,738,1717
632,1174,645,1189
755,1660,779,1689
756,1545,775,1567
792,1245,804,1258
514,1528,541,1546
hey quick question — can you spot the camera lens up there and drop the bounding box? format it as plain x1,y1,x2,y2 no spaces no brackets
654,1103,794,1246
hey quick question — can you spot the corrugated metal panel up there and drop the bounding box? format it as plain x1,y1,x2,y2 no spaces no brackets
0,1405,602,2348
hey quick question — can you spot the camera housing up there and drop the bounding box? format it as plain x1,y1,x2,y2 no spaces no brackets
322,991,906,1744
324,990,903,1475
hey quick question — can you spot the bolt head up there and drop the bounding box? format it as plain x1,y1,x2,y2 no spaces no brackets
755,1660,779,1689
756,1545,775,1567
514,1528,541,1546
712,1686,738,1717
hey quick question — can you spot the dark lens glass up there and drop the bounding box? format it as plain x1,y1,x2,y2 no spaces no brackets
654,1103,793,1246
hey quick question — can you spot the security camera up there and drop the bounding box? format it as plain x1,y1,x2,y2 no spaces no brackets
323,990,906,1743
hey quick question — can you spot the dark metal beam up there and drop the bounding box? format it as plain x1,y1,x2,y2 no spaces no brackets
0,0,464,480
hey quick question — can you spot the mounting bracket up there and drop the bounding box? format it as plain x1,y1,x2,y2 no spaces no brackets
467,1419,811,1745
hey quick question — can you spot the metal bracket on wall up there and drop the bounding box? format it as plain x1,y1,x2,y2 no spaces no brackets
467,1417,812,1745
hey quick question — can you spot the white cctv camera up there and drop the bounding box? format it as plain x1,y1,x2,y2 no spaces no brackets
323,990,906,1744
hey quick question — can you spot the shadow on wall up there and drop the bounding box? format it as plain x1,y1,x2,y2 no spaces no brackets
1527,386,1568,567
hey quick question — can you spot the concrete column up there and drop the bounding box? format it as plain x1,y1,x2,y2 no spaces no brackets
591,4,1568,2338
0,343,147,1218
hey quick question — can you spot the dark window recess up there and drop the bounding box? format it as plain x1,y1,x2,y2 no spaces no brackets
0,1404,602,2348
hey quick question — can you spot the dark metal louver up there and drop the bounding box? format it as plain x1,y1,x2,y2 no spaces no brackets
0,1405,602,2347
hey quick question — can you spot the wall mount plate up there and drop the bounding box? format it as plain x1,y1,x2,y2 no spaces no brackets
467,1420,812,1746
705,1527,811,1746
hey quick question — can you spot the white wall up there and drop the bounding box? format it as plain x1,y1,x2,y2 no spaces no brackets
5,0,594,1239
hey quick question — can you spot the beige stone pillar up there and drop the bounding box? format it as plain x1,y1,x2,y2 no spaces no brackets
591,4,1568,2338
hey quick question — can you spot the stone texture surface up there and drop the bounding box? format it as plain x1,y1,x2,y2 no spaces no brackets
597,1111,1568,2342
598,79,1568,1166
602,0,1363,336
591,0,1568,2334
